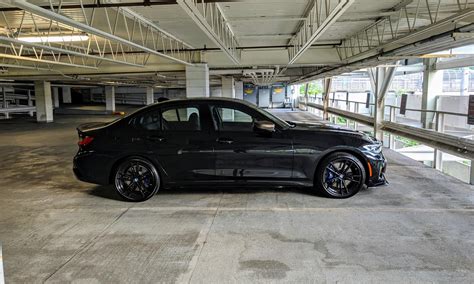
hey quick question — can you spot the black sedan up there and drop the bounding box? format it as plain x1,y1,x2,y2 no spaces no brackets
73,98,387,202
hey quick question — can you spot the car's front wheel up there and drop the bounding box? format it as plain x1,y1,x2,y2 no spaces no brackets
114,157,160,202
315,152,366,198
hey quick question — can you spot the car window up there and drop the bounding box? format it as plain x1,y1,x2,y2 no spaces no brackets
162,106,201,131
213,106,258,132
133,109,161,131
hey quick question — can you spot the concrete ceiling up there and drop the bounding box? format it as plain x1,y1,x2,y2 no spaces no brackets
0,0,473,86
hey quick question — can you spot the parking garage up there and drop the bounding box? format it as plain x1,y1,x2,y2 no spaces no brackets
0,0,473,283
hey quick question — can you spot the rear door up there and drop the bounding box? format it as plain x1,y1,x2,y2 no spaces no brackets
136,103,215,184
210,103,293,183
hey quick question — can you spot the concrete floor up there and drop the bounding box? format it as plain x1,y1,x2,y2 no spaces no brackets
0,109,473,283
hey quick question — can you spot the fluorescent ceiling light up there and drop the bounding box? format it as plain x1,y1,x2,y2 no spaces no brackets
17,34,89,43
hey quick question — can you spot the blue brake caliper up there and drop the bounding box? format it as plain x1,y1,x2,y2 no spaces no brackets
325,169,335,184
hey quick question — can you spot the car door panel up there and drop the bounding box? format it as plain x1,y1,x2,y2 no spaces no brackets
140,104,215,184
211,104,293,182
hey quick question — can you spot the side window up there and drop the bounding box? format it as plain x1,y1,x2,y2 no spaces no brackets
161,106,201,131
213,106,257,132
133,110,161,131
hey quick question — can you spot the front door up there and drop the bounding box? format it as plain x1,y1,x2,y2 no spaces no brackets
137,103,215,184
210,104,293,184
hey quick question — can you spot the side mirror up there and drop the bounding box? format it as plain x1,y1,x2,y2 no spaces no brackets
254,120,275,133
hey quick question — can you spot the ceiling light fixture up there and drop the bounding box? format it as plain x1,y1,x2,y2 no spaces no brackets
17,34,89,43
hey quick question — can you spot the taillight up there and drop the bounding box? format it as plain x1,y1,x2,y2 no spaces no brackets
78,136,94,147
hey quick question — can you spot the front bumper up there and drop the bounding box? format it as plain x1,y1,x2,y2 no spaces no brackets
366,153,388,187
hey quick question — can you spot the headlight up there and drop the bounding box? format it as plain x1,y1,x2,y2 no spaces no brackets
363,143,382,153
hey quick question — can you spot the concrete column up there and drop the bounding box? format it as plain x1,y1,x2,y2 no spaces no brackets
421,58,443,129
304,83,309,111
34,81,53,123
210,87,222,97
369,66,396,142
461,67,469,96
323,77,332,120
235,81,244,100
146,87,154,105
105,86,115,113
2,86,6,109
185,63,209,97
62,86,72,103
27,90,34,116
52,87,60,108
221,77,235,98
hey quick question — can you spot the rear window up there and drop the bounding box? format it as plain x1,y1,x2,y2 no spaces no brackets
162,107,201,131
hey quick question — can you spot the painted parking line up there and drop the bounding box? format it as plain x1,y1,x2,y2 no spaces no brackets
0,243,4,284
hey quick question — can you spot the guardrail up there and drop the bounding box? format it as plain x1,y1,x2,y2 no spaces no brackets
0,106,35,119
300,97,474,164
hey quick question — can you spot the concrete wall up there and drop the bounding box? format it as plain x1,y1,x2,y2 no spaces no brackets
437,95,470,130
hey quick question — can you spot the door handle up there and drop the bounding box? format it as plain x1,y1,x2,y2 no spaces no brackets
217,137,234,144
146,135,166,142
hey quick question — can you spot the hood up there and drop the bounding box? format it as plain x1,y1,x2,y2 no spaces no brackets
289,121,376,143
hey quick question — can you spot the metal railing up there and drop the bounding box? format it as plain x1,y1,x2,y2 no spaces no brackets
300,95,474,183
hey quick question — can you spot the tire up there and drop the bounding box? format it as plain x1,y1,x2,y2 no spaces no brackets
114,157,160,202
315,152,366,198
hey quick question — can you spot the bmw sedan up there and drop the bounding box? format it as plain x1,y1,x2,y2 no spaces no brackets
73,98,387,202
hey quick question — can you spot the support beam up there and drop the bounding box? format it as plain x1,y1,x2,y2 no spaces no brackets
105,86,116,113
323,77,332,120
34,81,53,123
337,2,474,63
186,64,210,97
62,87,72,104
221,77,235,98
288,0,354,64
369,65,396,142
177,0,240,64
421,58,443,129
146,87,154,105
10,0,195,66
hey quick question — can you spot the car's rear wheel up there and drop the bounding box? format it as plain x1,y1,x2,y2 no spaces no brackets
114,157,160,202
315,152,366,198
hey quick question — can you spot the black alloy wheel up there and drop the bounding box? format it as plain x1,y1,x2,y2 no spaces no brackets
114,157,160,202
316,152,366,198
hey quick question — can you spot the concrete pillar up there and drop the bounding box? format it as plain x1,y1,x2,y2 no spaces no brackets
185,63,209,97
210,87,222,97
421,58,443,129
235,81,244,100
2,86,6,109
52,87,60,108
27,90,34,116
461,67,469,96
146,87,154,105
34,81,53,123
323,77,332,120
304,83,309,111
105,86,115,113
369,66,396,142
221,77,235,98
62,86,72,103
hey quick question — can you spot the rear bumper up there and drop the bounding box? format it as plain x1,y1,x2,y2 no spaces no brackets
73,151,110,185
